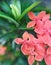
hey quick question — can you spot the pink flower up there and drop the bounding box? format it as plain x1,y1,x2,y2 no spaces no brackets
14,31,36,56
27,11,50,35
28,55,35,65
21,40,45,64
0,46,6,55
15,11,51,65
28,11,46,21
15,31,45,65
27,11,46,28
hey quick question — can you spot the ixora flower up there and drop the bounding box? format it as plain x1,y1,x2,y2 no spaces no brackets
27,11,50,35
14,11,51,65
14,31,45,65
0,45,6,55
27,11,51,47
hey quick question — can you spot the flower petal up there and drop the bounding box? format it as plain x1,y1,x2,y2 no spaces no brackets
47,47,51,55
27,21,35,28
35,52,43,61
22,31,29,40
28,12,36,20
29,34,37,44
42,14,50,21
44,20,51,30
28,55,35,65
21,44,30,55
43,34,51,46
14,38,23,44
44,55,51,65
35,20,44,34
36,44,45,56
48,30,51,36
37,11,46,20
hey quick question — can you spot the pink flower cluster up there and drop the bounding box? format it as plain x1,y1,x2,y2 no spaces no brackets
14,11,51,65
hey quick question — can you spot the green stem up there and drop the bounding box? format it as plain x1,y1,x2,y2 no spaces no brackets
18,1,41,21
18,27,33,30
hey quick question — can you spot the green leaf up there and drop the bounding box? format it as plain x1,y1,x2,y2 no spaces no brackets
0,29,17,45
0,11,19,26
18,1,41,21
20,0,36,12
10,0,21,20
39,60,46,65
10,4,21,20
11,0,21,13
0,18,16,30
0,1,12,15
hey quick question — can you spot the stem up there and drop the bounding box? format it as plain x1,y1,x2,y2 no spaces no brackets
18,27,33,30
18,1,41,21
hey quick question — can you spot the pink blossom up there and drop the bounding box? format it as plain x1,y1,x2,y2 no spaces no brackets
0,46,6,55
28,11,46,21
47,47,51,55
15,32,45,65
28,55,35,65
27,11,46,29
27,11,50,35
15,11,51,65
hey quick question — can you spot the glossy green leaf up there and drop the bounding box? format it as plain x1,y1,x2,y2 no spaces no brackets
11,0,21,13
10,4,21,20
10,0,21,20
0,11,19,26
